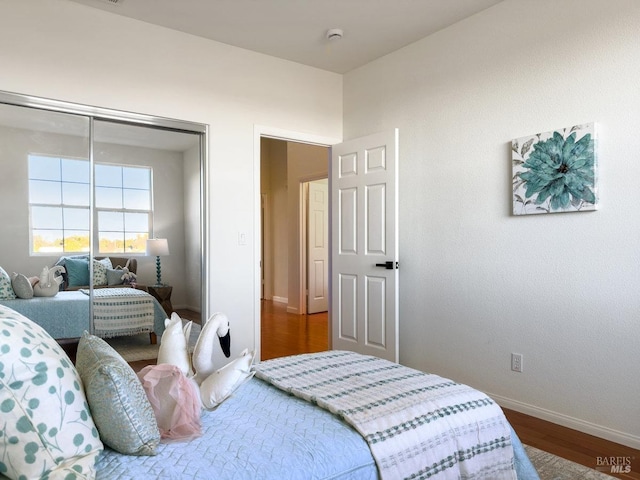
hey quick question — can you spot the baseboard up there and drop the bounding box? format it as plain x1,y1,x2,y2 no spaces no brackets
286,306,300,314
490,392,640,450
272,296,288,304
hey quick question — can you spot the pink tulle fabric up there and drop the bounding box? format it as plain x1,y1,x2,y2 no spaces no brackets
137,364,202,443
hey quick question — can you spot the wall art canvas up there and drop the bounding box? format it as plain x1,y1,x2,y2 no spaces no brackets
512,123,597,215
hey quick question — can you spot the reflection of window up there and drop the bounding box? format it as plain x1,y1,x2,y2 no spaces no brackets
28,156,152,255
96,164,151,254
29,155,90,254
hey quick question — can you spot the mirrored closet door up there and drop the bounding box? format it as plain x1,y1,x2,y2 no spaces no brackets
0,91,207,340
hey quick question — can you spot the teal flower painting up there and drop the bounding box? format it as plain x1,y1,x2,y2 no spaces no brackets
512,123,597,215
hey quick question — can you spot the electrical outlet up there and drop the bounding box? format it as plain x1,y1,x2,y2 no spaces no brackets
511,353,523,373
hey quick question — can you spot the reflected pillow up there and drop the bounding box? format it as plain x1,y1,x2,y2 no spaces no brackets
106,267,125,286
65,257,90,287
93,258,112,287
11,272,33,299
54,255,89,289
0,266,16,300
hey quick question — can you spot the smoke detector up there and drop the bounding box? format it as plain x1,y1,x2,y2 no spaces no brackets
326,28,344,41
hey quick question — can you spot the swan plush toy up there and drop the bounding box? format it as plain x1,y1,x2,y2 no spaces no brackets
156,312,255,410
33,265,65,297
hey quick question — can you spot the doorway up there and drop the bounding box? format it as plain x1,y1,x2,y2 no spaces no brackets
257,132,334,359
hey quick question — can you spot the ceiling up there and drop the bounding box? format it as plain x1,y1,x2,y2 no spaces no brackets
68,0,503,74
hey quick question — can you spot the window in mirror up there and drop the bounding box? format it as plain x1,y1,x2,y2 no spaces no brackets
28,156,154,255
28,154,90,254
95,164,152,254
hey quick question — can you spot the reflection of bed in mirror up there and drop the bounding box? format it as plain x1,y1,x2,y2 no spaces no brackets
0,289,167,341
0,255,167,341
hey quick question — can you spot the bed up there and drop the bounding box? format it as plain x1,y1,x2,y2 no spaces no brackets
96,356,540,480
0,305,539,480
0,288,167,340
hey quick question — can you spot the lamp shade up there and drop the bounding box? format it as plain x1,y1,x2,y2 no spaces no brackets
146,238,170,256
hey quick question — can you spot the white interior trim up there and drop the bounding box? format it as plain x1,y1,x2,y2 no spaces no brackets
490,392,640,450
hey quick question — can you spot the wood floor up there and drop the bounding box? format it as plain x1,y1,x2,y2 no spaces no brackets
260,299,328,360
259,300,640,479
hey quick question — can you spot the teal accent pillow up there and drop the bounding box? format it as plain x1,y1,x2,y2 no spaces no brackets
75,332,160,456
106,267,125,286
66,257,90,287
0,266,16,300
0,305,103,479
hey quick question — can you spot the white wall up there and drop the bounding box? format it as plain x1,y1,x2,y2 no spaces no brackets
93,141,187,303
0,125,87,275
344,0,640,447
0,0,342,368
261,138,289,303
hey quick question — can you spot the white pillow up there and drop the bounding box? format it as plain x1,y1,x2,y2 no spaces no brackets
93,258,112,287
11,272,33,299
199,348,255,410
0,305,103,479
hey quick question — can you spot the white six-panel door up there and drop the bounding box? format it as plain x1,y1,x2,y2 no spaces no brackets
307,180,329,314
331,129,399,362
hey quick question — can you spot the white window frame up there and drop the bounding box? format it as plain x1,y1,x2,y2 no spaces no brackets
94,163,153,255
28,155,91,256
28,155,154,255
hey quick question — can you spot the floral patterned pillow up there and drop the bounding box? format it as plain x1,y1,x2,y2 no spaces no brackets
93,258,113,287
0,266,16,300
0,305,103,479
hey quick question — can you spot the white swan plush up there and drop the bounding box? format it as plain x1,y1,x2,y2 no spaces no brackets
156,314,192,375
199,348,255,409
156,312,255,410
33,265,65,297
191,312,231,385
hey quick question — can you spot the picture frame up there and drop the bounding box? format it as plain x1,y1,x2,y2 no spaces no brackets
512,123,597,215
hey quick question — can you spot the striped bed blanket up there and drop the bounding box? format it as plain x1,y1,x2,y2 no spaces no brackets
80,288,155,338
254,350,516,480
